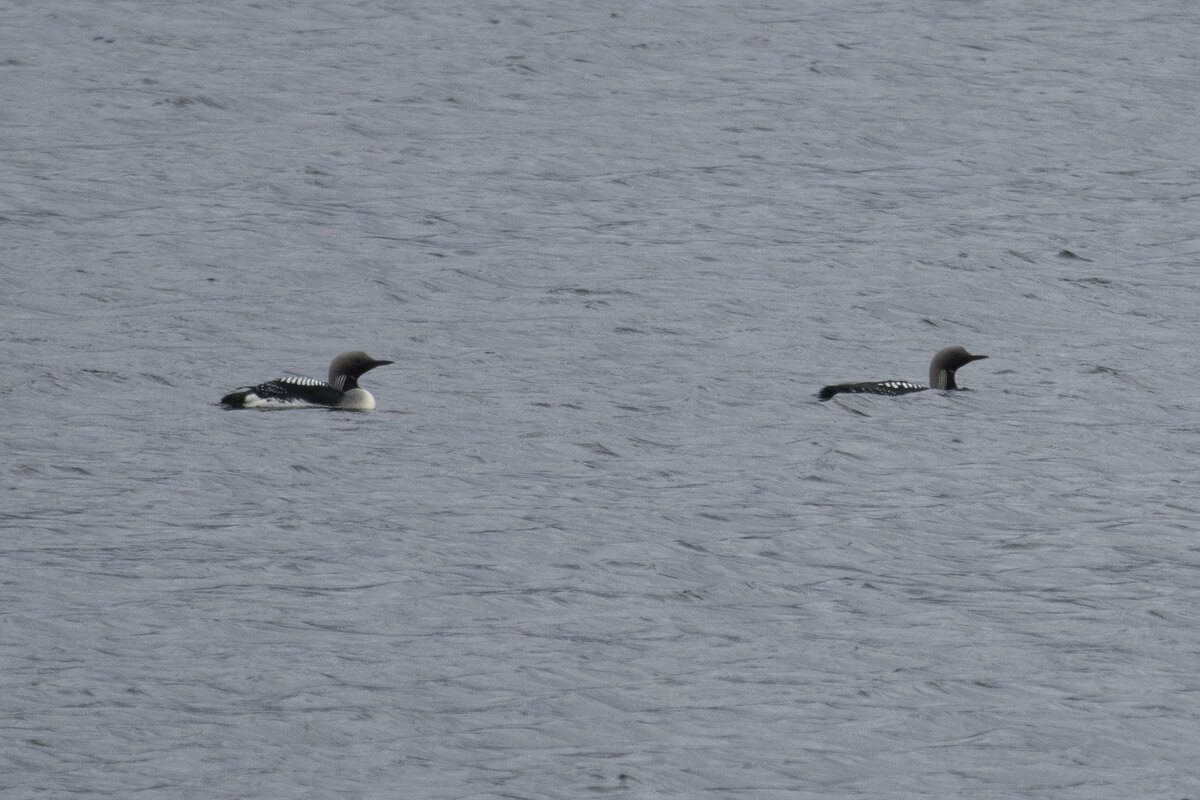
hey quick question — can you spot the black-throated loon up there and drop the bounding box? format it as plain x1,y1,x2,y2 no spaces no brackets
818,346,987,401
220,351,393,410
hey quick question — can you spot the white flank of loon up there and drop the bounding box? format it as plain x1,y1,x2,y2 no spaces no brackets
220,351,393,410
818,345,987,401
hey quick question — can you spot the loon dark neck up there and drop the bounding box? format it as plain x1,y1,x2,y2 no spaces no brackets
331,374,360,392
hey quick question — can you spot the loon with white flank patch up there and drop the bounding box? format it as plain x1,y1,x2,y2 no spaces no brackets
818,346,987,401
221,351,393,410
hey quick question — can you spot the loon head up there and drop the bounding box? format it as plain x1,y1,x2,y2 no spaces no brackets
929,346,987,390
328,351,394,391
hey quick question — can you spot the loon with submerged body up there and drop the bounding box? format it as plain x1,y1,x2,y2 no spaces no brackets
220,351,393,410
818,346,987,401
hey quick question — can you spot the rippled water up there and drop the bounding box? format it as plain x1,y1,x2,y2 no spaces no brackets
5,1,1200,797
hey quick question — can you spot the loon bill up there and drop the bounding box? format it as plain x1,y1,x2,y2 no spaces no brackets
221,351,393,410
818,346,987,401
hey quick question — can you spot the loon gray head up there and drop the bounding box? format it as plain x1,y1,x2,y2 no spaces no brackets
818,345,988,401
221,351,393,410
327,350,394,392
928,346,988,390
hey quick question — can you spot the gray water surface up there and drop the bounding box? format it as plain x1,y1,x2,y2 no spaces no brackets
4,2,1200,798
